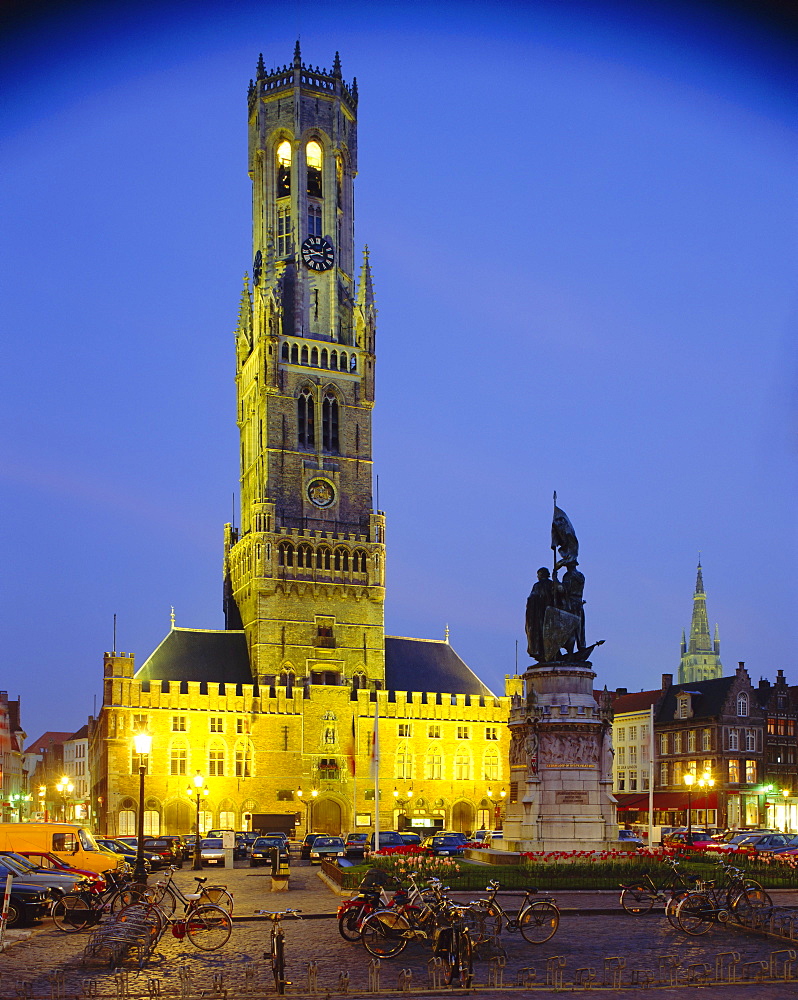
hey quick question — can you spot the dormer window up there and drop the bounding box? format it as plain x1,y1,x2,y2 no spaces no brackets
276,140,292,197
677,694,691,720
306,141,323,198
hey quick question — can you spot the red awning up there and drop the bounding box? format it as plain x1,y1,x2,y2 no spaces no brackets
616,791,719,811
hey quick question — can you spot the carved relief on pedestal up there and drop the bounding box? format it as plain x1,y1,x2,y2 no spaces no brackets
509,730,524,767
540,728,600,769
524,730,539,776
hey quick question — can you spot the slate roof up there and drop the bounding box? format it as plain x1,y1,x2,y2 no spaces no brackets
135,628,496,697
384,636,495,698
136,629,251,684
655,675,735,723
25,732,73,754
613,689,660,714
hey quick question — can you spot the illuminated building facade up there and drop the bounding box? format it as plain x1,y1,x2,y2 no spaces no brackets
90,47,513,838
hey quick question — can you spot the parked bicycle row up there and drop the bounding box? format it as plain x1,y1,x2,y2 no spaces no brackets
620,855,773,935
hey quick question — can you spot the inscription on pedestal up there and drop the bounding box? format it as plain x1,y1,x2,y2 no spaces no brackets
555,790,589,804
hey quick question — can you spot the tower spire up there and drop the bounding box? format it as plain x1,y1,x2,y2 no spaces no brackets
678,560,723,683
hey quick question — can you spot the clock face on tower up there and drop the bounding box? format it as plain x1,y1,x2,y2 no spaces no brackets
301,236,334,272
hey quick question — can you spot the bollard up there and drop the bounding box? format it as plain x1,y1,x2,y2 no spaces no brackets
398,968,412,992
770,949,797,981
368,957,381,993
338,970,350,994
602,956,626,988
715,951,740,983
428,956,445,988
306,960,318,993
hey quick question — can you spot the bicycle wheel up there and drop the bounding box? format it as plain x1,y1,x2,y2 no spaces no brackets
52,895,92,931
443,929,473,987
146,884,178,917
467,901,502,945
730,885,772,922
109,887,145,914
186,903,232,951
338,902,370,942
115,901,165,945
272,930,286,995
675,892,713,935
202,886,234,913
360,909,410,958
619,885,656,915
665,890,689,929
519,901,559,944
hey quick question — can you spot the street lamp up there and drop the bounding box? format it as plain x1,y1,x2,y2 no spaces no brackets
683,773,695,845
187,772,209,871
38,785,47,822
392,787,412,831
487,787,507,831
132,729,152,885
697,773,715,829
56,776,74,822
9,793,31,822
783,788,790,834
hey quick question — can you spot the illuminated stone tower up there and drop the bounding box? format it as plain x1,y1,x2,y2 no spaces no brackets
223,44,386,690
678,561,722,684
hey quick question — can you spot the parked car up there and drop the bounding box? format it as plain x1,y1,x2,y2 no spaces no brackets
95,838,155,872
13,851,106,890
662,830,717,848
308,836,346,864
618,830,644,847
711,831,772,851
236,832,260,859
399,832,421,847
199,838,226,866
250,836,290,868
206,829,235,840
729,833,793,854
344,833,368,858
0,852,86,898
154,835,188,862
420,835,465,857
143,838,183,868
300,833,323,860
365,831,405,857
2,882,52,927
473,829,503,843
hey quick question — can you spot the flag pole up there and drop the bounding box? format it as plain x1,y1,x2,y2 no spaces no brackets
373,699,380,847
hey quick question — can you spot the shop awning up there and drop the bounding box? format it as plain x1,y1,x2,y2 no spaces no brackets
616,791,719,811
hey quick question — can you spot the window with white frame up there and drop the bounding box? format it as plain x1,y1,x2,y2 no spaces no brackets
398,724,411,738
396,746,412,780
457,726,470,740
170,746,187,776
484,749,499,781
660,762,668,785
745,730,756,752
688,730,696,752
172,716,186,732
702,728,711,751
208,744,225,776
629,726,637,742
617,727,625,743
428,725,441,739
426,752,442,780
209,717,224,734
737,692,749,717
660,733,669,755
629,771,638,791
728,729,739,751
454,754,470,780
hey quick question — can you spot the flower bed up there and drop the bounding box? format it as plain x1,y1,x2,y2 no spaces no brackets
333,845,798,891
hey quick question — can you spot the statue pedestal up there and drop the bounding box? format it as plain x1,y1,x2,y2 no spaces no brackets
500,660,617,853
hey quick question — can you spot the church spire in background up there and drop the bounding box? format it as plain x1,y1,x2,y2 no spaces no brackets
678,560,723,683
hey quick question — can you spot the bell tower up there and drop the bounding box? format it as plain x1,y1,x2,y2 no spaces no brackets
224,45,385,692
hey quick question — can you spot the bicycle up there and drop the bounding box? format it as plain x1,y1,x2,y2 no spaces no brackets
619,857,699,916
338,868,399,942
51,871,146,932
434,898,474,987
674,865,773,936
359,877,450,959
255,908,302,995
117,890,232,951
466,880,560,944
146,867,233,915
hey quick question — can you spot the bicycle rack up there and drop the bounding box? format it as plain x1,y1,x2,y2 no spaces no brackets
48,970,66,998
146,979,161,998
337,970,350,994
715,951,740,982
516,967,537,987
113,971,130,998
80,980,99,997
427,956,445,988
657,954,680,986
305,960,318,993
545,955,566,988
210,971,227,997
398,968,412,991
367,957,380,993
770,948,797,980
487,954,506,987
574,967,598,988
602,955,625,988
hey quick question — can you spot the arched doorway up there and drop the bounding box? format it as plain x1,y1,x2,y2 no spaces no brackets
313,798,342,835
451,800,475,835
163,799,193,836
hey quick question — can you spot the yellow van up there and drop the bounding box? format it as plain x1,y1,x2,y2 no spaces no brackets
0,823,126,875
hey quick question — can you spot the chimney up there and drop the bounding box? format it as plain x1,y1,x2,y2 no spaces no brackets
616,687,628,696
661,673,673,693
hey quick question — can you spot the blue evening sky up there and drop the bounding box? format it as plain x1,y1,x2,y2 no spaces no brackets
1,0,796,743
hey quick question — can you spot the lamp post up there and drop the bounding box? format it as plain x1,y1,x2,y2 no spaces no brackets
9,793,31,823
487,787,507,831
188,772,209,871
783,788,790,834
697,773,715,829
131,729,152,885
392,787,412,831
683,773,695,845
38,785,47,822
56,776,74,822
297,787,318,834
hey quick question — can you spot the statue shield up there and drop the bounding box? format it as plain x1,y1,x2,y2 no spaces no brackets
542,606,580,661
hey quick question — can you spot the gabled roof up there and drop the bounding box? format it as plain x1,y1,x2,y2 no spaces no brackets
67,724,89,742
136,628,251,684
656,675,736,723
25,732,73,754
613,689,660,715
384,636,495,698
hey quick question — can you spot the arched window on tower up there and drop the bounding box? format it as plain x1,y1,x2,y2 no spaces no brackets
297,544,313,570
311,347,319,366
306,140,323,198
276,140,292,197
308,203,322,236
322,391,339,453
317,547,331,572
321,349,328,369
290,344,299,364
301,346,308,365
278,542,294,567
277,206,292,257
281,343,289,361
298,389,315,449
330,351,338,370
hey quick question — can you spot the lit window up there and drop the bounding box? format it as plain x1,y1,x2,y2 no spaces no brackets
702,729,711,751
276,140,291,197
426,753,442,779
396,746,412,780
398,724,411,738
172,716,186,732
236,719,249,735
306,141,322,197
209,747,225,776
428,725,441,739
484,750,499,781
170,748,187,776
688,731,696,752
454,754,470,780
745,760,756,783
457,726,470,740
485,727,498,741
209,717,224,734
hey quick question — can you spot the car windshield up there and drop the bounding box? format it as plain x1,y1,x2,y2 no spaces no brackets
0,853,38,871
201,839,223,848
254,839,281,848
79,829,101,852
315,838,342,848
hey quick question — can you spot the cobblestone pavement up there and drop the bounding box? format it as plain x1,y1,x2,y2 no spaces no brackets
0,859,797,997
